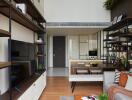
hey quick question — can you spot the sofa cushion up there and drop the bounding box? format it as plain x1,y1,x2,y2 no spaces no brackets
114,70,121,83
119,72,128,87
114,93,132,100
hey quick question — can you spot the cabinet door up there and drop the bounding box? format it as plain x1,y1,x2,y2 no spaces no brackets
18,84,34,100
18,72,46,100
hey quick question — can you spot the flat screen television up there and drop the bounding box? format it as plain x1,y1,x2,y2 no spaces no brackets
89,50,97,56
9,39,35,61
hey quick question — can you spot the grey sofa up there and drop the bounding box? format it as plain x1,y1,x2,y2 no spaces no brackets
103,71,132,100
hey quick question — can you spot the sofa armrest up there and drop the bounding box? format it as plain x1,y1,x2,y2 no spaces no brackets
103,71,115,92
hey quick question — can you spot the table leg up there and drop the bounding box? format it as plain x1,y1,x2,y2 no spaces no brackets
72,82,76,93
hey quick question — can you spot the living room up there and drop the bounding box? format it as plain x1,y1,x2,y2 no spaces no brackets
0,0,132,100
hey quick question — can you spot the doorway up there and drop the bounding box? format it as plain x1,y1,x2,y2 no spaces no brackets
53,36,66,67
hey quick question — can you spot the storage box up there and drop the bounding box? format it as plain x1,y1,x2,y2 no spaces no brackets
16,3,27,14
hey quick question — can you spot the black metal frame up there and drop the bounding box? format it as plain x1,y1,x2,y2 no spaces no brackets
103,18,132,69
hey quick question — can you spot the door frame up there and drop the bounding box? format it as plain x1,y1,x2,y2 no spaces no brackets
48,35,68,68
53,36,66,67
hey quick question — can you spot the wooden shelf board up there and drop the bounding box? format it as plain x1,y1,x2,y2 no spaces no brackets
14,0,46,22
36,54,44,57
103,46,111,48
103,39,114,41
0,0,45,33
107,41,126,44
108,32,123,37
0,62,11,69
35,42,45,45
104,18,132,31
108,31,132,37
0,29,11,37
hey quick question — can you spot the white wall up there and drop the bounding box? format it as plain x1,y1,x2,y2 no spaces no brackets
0,14,34,94
33,0,44,16
44,0,110,22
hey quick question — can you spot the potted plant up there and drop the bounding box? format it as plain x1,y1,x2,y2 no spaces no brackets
104,0,120,10
99,93,108,100
121,56,130,70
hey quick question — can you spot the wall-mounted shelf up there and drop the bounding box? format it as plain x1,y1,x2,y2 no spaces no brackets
14,0,46,23
0,29,11,37
36,54,44,57
103,18,132,69
0,0,45,33
104,18,132,31
35,42,45,45
108,31,132,37
103,39,114,41
0,62,11,69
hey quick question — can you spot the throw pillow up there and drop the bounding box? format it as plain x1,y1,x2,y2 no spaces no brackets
125,75,132,91
119,72,128,87
114,69,121,84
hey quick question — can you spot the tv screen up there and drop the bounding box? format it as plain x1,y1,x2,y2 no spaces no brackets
9,39,35,60
89,50,97,56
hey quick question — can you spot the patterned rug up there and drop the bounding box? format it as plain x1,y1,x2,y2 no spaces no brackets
60,96,74,100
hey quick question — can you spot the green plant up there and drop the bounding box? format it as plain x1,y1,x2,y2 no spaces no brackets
104,0,120,10
99,93,108,100
120,55,130,70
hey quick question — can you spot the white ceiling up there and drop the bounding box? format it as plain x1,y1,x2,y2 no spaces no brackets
47,28,102,35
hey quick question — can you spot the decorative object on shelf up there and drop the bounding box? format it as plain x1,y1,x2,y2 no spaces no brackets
117,14,126,23
112,16,118,24
99,93,108,100
36,38,43,43
16,3,27,14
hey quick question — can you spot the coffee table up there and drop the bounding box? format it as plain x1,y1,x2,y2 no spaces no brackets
75,95,99,100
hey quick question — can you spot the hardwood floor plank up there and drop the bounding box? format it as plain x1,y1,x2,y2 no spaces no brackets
39,76,103,100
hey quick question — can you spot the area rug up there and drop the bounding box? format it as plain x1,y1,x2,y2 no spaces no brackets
60,96,74,100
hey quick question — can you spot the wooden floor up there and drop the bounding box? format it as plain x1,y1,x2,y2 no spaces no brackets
39,77,103,100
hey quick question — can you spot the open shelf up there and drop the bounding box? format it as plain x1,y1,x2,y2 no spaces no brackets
0,0,45,33
0,62,11,69
108,31,132,37
36,54,44,57
107,41,124,44
103,39,114,41
104,18,132,31
14,0,46,23
0,29,11,37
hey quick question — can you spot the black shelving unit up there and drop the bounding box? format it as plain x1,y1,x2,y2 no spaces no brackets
35,33,46,74
103,18,132,70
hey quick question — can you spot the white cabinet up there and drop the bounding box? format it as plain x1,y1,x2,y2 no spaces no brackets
18,72,46,100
